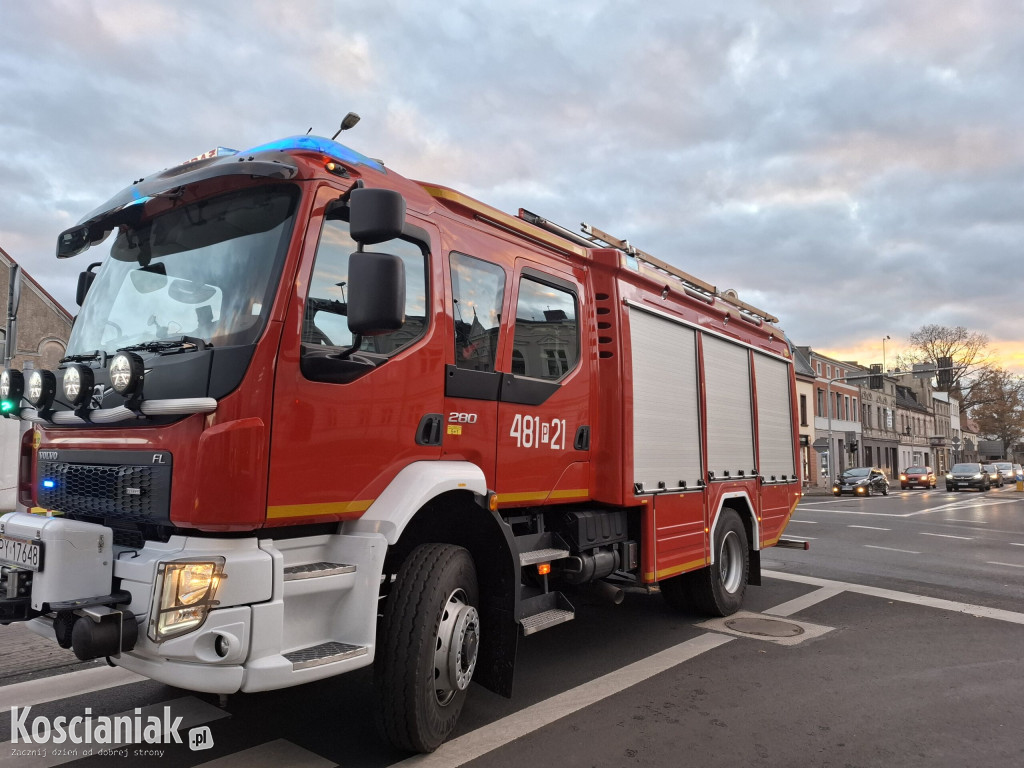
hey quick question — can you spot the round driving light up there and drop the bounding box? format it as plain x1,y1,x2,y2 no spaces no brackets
62,364,95,407
26,370,57,410
0,369,24,401
109,353,144,396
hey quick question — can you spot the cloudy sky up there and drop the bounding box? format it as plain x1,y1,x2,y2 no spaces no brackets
1,0,1022,372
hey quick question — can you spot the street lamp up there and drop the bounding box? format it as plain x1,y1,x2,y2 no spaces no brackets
882,335,891,373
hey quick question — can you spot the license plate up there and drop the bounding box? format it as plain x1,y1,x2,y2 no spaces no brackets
0,536,44,571
957,483,968,488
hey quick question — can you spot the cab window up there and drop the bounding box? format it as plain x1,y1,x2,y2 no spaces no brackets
303,216,428,357
511,276,579,381
450,252,505,372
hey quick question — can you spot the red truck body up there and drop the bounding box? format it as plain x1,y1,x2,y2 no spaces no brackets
0,135,801,752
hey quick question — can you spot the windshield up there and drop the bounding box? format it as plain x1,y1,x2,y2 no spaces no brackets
67,185,298,355
994,462,1012,470
951,464,980,472
842,468,870,478
906,467,928,473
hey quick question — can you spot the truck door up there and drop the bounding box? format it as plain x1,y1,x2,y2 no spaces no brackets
441,252,509,487
494,262,591,506
267,186,443,524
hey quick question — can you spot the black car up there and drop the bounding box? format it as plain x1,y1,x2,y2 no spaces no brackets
945,462,991,492
833,467,890,497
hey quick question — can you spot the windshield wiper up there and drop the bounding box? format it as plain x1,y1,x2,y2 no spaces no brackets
60,350,105,364
117,336,210,355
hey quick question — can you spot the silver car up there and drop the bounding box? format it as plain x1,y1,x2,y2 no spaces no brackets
993,462,1015,484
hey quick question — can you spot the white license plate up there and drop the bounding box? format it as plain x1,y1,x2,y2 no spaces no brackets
957,483,968,487
0,536,43,571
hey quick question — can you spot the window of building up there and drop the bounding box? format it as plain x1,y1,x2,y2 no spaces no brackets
826,364,832,379
816,362,822,376
817,388,825,416
800,394,808,426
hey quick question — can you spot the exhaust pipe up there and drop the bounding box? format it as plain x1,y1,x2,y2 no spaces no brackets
592,580,624,605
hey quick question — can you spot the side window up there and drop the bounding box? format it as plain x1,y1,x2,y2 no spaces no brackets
511,277,579,381
303,217,428,355
450,252,505,372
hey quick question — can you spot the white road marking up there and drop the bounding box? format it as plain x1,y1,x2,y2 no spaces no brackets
944,519,988,524
394,633,735,768
920,532,973,540
848,525,890,531
0,664,144,710
764,570,1024,625
764,587,843,617
0,696,228,768
788,519,819,524
864,545,921,554
986,561,1024,569
1011,543,1024,547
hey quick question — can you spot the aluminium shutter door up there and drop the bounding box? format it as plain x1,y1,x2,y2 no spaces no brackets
630,309,701,490
702,334,754,477
754,352,797,479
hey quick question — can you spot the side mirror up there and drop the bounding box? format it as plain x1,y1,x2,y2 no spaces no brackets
75,262,103,306
349,188,405,245
347,251,405,336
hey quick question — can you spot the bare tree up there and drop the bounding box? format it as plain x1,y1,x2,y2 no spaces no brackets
970,368,1024,458
896,324,995,412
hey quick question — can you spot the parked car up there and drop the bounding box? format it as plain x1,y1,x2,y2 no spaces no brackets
982,463,1003,488
1014,464,1023,482
945,463,991,492
993,461,1015,484
900,465,936,489
833,467,890,497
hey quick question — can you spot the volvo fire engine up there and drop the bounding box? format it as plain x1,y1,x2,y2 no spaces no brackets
0,133,802,752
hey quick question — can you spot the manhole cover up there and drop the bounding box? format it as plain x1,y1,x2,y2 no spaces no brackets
724,617,805,638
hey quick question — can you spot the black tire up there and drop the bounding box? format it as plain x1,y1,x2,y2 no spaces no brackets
881,483,888,496
865,484,873,497
375,544,480,753
833,491,841,497
684,508,749,617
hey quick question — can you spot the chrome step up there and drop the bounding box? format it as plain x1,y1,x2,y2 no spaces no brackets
519,548,570,567
283,561,356,581
520,608,574,636
284,641,367,670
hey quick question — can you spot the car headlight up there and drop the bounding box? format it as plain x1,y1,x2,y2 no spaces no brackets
946,473,952,479
149,558,225,641
974,473,983,479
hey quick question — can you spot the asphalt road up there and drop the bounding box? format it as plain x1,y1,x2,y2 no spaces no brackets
1,486,1022,767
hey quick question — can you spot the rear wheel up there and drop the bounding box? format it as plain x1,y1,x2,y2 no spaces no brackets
375,544,480,753
663,508,748,617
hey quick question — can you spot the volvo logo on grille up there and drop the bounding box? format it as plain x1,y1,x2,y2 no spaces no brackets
39,451,59,461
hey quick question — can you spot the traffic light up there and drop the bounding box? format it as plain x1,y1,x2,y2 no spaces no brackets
937,356,953,389
869,364,883,389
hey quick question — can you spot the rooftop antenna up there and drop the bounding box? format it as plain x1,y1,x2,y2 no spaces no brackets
331,112,361,140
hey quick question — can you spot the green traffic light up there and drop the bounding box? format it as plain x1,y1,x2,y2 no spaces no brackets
0,399,16,414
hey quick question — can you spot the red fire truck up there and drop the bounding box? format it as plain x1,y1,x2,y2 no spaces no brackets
0,134,801,752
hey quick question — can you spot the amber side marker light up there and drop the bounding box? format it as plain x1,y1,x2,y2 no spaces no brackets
537,563,551,576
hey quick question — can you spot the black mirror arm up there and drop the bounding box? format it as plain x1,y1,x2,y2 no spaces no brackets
336,333,363,361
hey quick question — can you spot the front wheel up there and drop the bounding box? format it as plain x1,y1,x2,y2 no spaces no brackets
375,544,480,753
882,484,889,496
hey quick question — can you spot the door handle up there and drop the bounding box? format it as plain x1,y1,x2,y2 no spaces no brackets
416,413,443,446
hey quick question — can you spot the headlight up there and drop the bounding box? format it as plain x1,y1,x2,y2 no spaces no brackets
62,364,95,407
974,473,983,479
25,370,57,410
0,369,24,413
149,558,225,641
109,353,144,396
945,473,952,479
899,474,907,481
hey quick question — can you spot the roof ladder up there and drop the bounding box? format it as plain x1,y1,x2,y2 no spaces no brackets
518,210,779,325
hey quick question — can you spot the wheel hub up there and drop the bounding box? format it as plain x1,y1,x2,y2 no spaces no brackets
433,590,480,705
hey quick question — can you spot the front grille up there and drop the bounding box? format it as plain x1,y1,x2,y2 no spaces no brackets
37,460,172,524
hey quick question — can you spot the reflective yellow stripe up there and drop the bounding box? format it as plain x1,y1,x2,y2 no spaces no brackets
496,488,589,504
645,556,709,582
266,499,373,520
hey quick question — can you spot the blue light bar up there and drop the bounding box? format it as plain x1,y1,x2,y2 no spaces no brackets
41,479,56,489
243,135,386,174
